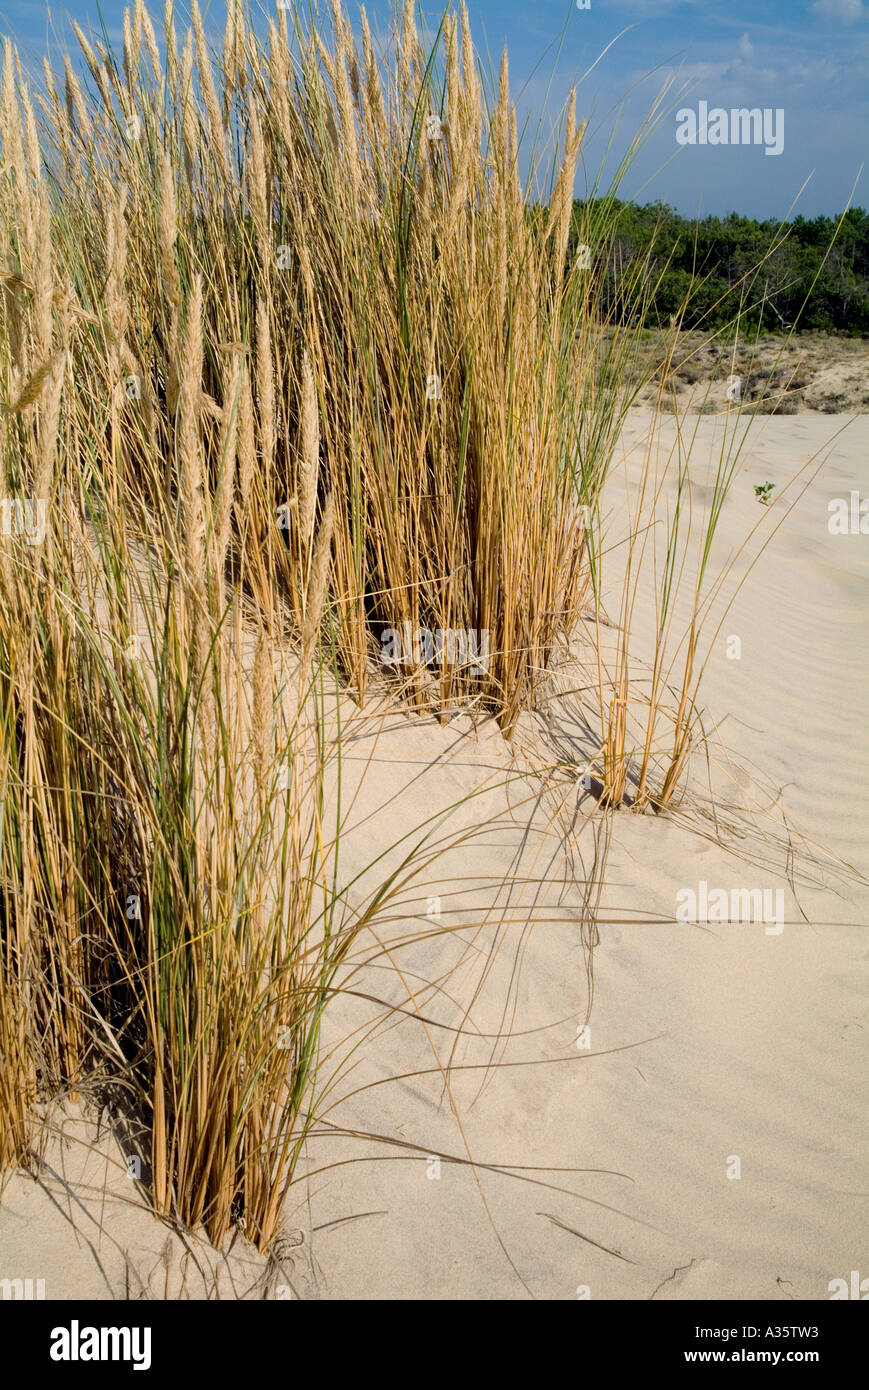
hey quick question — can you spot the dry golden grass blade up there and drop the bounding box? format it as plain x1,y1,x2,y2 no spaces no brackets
7,351,62,414
255,295,275,478
298,349,319,559
212,353,240,589
299,492,335,691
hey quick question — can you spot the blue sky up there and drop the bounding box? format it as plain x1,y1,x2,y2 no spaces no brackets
2,0,866,218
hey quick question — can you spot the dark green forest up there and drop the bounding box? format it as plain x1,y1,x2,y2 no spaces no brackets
568,201,869,335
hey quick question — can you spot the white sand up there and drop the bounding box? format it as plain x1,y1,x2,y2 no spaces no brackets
2,408,866,1300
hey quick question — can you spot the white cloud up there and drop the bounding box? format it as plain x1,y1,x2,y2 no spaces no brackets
810,0,866,24
786,58,841,82
738,33,754,60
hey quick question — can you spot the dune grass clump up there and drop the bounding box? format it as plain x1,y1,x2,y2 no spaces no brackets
1,0,807,1250
0,226,388,1247
0,0,627,1239
0,240,476,1247
7,0,664,729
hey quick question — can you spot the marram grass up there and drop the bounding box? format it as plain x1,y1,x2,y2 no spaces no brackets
0,0,776,1248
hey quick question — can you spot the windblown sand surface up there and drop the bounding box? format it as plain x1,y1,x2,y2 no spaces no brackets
1,408,866,1300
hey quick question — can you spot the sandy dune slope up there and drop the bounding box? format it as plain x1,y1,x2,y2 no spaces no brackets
1,409,866,1300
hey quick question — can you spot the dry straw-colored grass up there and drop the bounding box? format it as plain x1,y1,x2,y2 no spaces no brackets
9,0,664,729
0,0,790,1249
